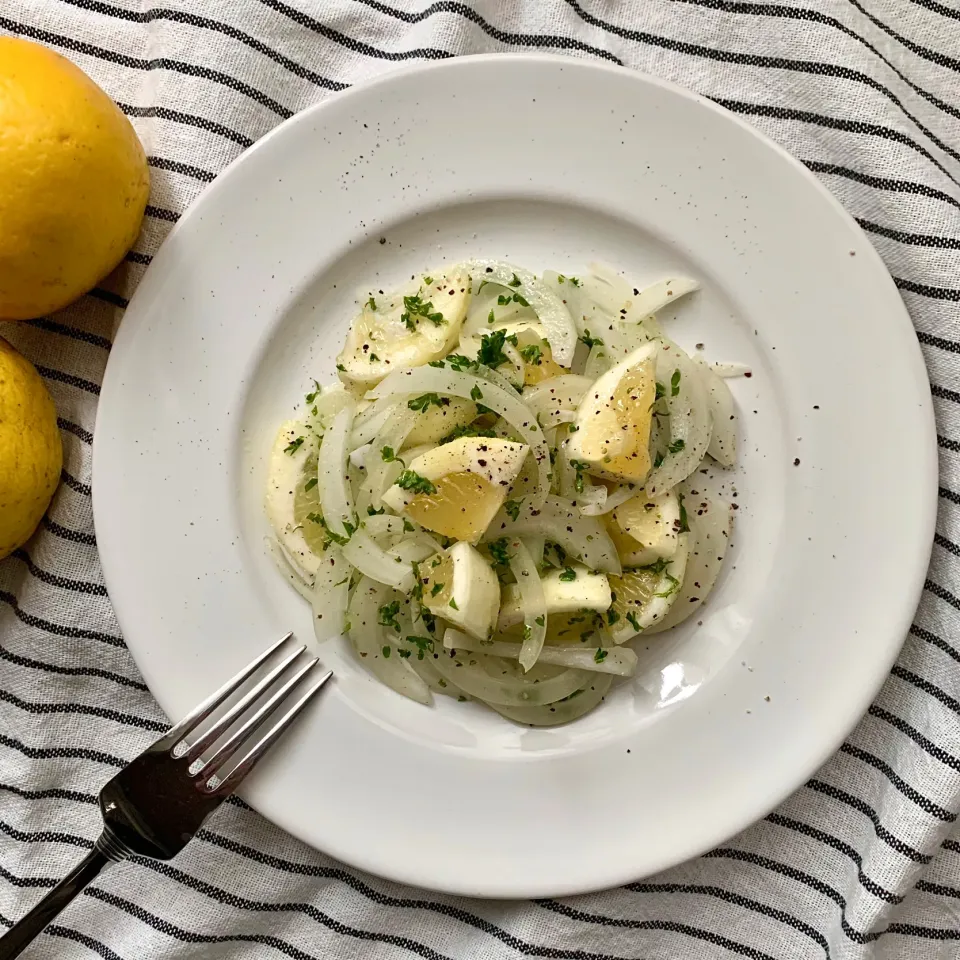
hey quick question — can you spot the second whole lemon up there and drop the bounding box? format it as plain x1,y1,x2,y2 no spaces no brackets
0,338,63,559
0,37,150,320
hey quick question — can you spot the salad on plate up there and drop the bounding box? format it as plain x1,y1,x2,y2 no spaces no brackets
265,260,743,725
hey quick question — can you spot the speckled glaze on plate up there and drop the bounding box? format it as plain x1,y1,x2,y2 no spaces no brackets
94,55,937,897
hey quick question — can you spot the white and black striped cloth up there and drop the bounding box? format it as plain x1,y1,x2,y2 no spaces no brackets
1,2,959,957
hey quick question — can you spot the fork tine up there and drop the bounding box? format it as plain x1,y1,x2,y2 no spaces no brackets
183,644,307,761
201,668,333,795
194,656,320,775
161,632,292,747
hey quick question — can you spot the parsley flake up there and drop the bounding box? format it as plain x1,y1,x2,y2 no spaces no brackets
396,470,436,495
283,436,305,455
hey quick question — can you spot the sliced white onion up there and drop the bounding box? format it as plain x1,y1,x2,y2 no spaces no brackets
360,406,417,513
460,260,577,365
342,528,417,593
489,674,613,725
695,358,737,467
579,483,637,517
646,496,732,633
438,631,590,705
349,443,371,469
643,341,712,496
522,535,545,568
630,276,699,319
482,495,621,575
317,402,356,539
709,361,752,379
311,545,350,643
444,633,636,677
347,577,430,704
366,366,550,507
350,404,394,449
506,539,547,672
522,374,592,429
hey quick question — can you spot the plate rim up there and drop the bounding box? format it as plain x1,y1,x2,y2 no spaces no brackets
93,52,939,896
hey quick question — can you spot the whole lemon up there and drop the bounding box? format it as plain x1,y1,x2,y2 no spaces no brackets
0,338,63,558
0,37,150,320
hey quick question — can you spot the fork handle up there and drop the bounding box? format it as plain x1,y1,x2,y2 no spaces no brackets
0,845,112,960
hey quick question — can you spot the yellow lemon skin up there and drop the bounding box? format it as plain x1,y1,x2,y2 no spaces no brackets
0,37,150,320
0,338,63,558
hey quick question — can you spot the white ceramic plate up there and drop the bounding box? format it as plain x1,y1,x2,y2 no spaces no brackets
94,55,937,897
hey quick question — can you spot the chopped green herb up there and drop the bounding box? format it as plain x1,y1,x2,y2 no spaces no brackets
401,293,445,331
366,296,377,311
626,611,642,632
668,438,686,454
594,647,608,663
283,436,305,455
396,470,437,495
487,309,496,325
579,330,604,349
368,353,379,362
559,567,577,582
304,379,321,404
508,272,522,288
430,582,444,597
423,276,434,285
606,609,620,626
678,493,690,533
504,498,523,521
446,353,478,372
488,538,511,566
449,597,459,611
523,624,532,642
428,359,446,368
558,274,582,287
378,600,402,632
655,381,666,401
366,504,385,516
404,635,434,660
408,392,449,412
570,459,590,495
654,451,665,468
403,518,415,533
336,363,347,372
478,329,517,369
381,645,391,658
304,477,318,492
512,292,529,307
398,648,412,658
381,445,404,464
671,369,682,396
520,343,542,364
470,384,483,401
535,615,545,627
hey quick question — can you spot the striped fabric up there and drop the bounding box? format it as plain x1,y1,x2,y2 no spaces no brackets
1,1,959,957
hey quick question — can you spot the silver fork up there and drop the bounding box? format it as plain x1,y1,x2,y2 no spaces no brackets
0,634,332,960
